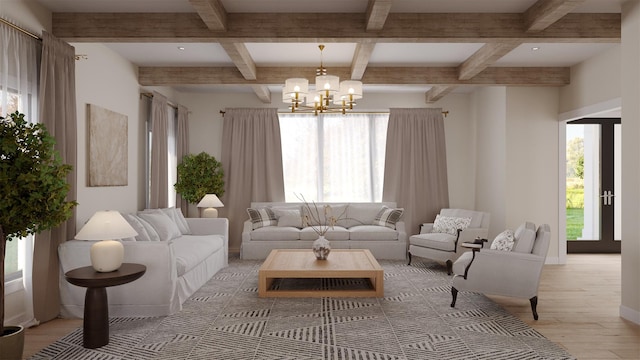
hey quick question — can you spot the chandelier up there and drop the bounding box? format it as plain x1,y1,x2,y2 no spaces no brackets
282,45,363,115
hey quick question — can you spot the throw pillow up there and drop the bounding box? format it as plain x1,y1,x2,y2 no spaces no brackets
273,208,303,228
138,212,182,241
133,215,161,241
432,215,472,236
372,206,404,229
122,213,151,241
162,208,191,235
490,229,515,251
247,208,278,229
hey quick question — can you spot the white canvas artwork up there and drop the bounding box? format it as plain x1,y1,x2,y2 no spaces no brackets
87,104,128,186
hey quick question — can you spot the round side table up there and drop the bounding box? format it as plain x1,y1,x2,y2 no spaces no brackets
64,263,146,349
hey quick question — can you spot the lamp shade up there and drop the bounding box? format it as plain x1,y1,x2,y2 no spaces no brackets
75,210,137,272
335,80,363,104
197,194,224,208
75,210,138,240
315,75,339,94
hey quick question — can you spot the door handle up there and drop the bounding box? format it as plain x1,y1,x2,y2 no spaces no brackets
601,190,614,206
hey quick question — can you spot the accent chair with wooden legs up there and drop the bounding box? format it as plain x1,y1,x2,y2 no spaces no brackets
407,208,490,275
450,222,551,320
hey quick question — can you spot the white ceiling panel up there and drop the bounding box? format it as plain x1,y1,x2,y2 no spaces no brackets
494,43,617,67
369,43,485,66
391,0,537,13
246,43,357,67
104,43,233,66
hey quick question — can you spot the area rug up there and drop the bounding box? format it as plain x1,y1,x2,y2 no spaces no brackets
30,258,575,360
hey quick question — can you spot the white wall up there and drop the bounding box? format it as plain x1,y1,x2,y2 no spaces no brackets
559,45,621,114
620,0,640,325
471,87,508,237
506,87,561,261
73,43,146,229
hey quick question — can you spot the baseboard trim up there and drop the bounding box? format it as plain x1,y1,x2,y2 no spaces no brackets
620,305,640,325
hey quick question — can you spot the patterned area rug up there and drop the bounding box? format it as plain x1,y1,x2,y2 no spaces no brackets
30,258,575,360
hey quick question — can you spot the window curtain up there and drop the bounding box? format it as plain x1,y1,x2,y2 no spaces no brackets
176,105,189,215
0,21,41,328
221,108,285,251
382,108,449,237
149,91,169,208
33,31,77,324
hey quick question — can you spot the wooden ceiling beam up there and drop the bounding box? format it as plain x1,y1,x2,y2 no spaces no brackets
219,42,257,80
139,66,569,86
351,42,376,80
458,41,522,80
251,85,272,103
188,0,227,31
425,86,456,104
366,0,393,31
51,12,620,43
525,0,586,32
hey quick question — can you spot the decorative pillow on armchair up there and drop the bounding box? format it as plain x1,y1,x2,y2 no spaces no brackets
431,215,472,236
490,229,515,251
247,208,278,229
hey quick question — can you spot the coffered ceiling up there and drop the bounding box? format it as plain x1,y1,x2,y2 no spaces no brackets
34,0,623,103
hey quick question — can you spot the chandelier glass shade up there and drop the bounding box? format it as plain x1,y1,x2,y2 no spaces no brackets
283,45,363,115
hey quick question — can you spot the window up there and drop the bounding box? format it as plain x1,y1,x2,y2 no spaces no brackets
279,112,388,202
145,103,178,208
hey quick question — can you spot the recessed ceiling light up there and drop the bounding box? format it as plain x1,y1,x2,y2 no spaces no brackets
178,46,185,51
531,46,540,51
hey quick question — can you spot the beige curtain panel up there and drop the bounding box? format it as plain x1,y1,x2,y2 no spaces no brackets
33,31,78,324
176,104,190,215
383,108,449,236
221,108,285,251
149,91,169,208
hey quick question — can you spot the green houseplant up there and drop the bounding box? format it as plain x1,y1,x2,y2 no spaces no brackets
0,112,77,354
174,152,225,206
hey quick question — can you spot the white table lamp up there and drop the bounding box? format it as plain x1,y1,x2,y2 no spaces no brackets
197,194,224,218
75,210,138,272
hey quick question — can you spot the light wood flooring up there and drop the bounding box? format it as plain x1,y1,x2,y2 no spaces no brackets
22,254,640,359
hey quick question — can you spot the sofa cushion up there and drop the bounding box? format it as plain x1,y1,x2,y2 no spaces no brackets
345,204,384,228
122,214,151,241
133,214,161,241
138,211,182,241
348,225,398,241
300,226,350,240
490,229,515,251
172,235,224,276
247,208,278,229
161,208,191,235
250,226,300,241
273,208,303,228
372,206,404,229
432,215,471,236
410,232,456,251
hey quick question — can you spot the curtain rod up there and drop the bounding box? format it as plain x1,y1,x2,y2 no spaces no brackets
220,110,449,117
0,18,41,40
140,92,180,110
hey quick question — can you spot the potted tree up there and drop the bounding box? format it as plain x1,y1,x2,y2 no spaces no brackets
174,152,225,216
0,111,77,359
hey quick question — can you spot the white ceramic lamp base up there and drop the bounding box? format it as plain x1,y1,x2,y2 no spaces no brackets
90,240,124,272
201,207,219,218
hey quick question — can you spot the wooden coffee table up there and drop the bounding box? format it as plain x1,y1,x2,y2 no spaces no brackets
258,249,384,298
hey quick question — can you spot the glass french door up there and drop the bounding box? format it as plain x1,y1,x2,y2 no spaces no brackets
566,118,621,253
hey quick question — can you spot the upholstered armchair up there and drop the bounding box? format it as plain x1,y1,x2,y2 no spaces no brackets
407,208,490,275
450,222,551,320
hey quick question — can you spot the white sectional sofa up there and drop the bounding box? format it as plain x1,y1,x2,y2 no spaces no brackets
241,202,407,260
58,209,228,318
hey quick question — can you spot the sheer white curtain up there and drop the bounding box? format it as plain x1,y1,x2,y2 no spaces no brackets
279,112,388,202
0,22,40,328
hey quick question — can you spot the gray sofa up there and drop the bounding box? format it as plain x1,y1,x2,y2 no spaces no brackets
241,202,407,260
